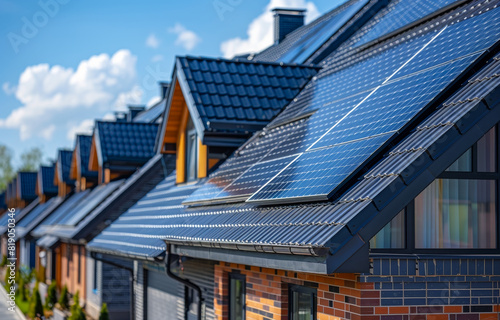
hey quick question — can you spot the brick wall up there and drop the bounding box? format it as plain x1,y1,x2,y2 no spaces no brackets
214,258,500,320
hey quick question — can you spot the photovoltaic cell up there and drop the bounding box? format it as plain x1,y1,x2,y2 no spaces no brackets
352,0,457,48
248,134,392,202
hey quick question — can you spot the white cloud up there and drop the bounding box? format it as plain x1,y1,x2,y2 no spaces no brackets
2,82,16,95
220,0,320,58
66,119,94,140
0,49,139,141
168,23,201,51
151,54,164,62
146,33,160,48
147,96,161,107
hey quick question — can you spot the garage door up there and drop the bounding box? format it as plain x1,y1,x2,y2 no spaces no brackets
147,269,182,320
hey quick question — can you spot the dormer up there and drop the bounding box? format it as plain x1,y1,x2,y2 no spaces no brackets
70,135,98,191
16,172,37,208
88,121,159,184
36,164,58,203
54,150,75,197
156,56,319,184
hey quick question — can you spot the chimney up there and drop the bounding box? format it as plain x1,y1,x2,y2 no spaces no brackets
272,8,306,44
127,104,146,121
159,81,170,99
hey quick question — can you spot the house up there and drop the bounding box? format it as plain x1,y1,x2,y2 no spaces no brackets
87,0,500,319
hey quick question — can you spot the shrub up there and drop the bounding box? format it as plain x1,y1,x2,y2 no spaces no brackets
69,291,86,320
0,254,7,267
28,286,44,319
58,285,69,310
98,303,110,320
17,276,28,302
45,281,58,309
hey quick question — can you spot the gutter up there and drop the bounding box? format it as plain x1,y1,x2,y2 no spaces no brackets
165,243,202,320
90,252,135,320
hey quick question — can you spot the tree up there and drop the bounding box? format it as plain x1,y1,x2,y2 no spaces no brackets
45,281,58,309
28,286,44,319
19,147,43,172
0,145,14,191
99,303,110,320
58,285,69,310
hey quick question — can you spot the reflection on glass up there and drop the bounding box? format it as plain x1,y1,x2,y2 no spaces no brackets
477,127,496,172
415,179,496,248
445,149,472,172
186,117,198,182
370,210,405,249
230,277,245,320
291,289,315,320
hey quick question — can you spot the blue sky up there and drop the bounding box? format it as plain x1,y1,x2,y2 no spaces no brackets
0,0,341,166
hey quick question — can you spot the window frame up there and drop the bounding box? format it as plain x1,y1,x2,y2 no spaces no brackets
185,121,198,182
289,284,317,320
229,273,246,320
371,125,500,254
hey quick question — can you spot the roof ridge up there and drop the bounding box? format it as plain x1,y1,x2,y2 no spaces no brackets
178,55,319,68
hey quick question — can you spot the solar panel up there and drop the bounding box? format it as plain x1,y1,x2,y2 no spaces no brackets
58,180,122,226
247,8,500,203
352,0,457,48
279,0,369,63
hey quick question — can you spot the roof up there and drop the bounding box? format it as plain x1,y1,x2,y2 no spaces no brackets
36,235,59,249
84,0,500,273
17,172,37,201
95,121,159,165
133,98,166,123
6,178,17,202
0,192,6,210
57,150,75,185
87,170,201,259
75,135,98,179
254,0,381,64
16,197,63,239
172,56,319,146
0,198,39,235
38,165,58,196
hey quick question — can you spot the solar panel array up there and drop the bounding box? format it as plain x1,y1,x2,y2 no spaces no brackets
185,5,500,205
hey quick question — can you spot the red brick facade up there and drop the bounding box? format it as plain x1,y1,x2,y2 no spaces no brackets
214,262,500,320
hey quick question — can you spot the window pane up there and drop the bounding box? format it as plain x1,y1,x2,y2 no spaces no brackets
445,149,472,172
477,127,496,172
291,289,315,320
370,210,405,249
230,277,244,320
415,179,496,248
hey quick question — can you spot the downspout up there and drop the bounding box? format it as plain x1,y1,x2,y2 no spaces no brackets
165,243,202,320
90,252,135,320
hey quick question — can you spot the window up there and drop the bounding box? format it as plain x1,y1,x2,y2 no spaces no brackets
66,245,72,277
93,260,98,293
289,285,316,320
184,286,197,319
370,210,405,249
229,274,245,320
186,117,198,182
371,126,498,252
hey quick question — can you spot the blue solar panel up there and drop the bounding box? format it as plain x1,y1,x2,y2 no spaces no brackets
248,134,391,201
247,8,500,203
352,0,457,48
279,0,369,63
16,199,54,228
58,180,122,226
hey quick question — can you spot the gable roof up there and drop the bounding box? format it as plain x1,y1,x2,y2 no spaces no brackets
94,121,159,166
38,165,58,196
73,135,98,179
254,0,383,64
17,172,37,201
57,150,75,185
84,0,500,273
166,56,319,147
